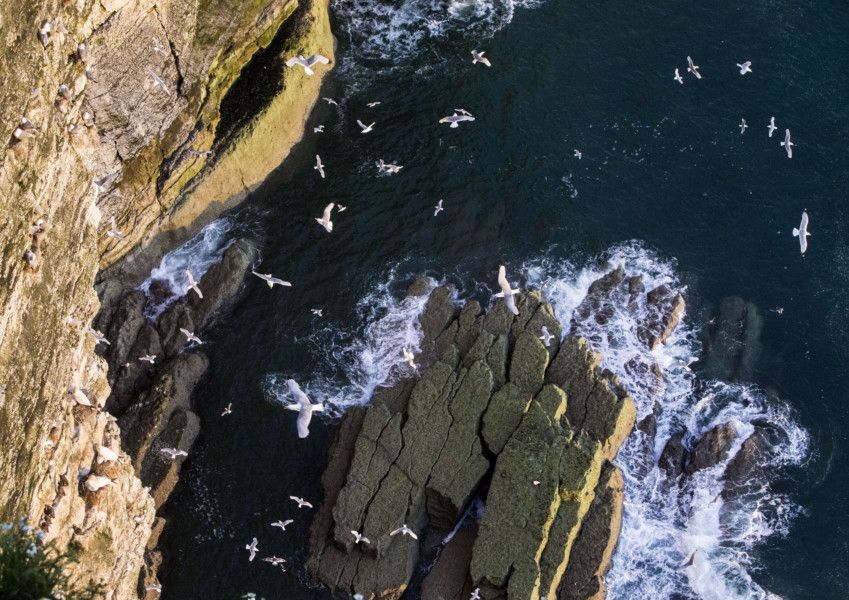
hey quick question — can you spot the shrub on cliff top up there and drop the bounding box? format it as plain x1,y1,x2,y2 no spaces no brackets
0,520,103,600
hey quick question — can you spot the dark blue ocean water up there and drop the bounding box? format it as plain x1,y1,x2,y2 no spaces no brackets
157,1,849,598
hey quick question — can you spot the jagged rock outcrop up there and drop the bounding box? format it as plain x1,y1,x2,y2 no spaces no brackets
0,0,332,594
307,281,637,600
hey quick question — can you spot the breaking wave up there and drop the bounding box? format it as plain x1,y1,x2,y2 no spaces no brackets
265,269,445,414
138,218,236,319
524,242,808,600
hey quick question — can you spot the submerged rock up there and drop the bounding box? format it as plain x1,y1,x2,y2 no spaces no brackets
700,296,763,382
308,284,638,600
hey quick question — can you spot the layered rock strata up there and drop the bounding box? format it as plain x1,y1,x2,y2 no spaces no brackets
308,282,637,600
0,0,332,594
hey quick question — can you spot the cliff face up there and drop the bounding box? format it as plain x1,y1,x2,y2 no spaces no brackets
0,0,332,595
307,282,638,600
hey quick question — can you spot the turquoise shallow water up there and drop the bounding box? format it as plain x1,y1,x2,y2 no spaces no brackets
157,1,849,598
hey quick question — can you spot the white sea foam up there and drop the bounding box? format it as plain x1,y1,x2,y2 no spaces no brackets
266,270,444,414
138,218,235,318
524,242,808,600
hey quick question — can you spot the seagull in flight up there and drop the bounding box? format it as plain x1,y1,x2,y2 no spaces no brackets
337,204,347,212
495,265,520,316
539,326,554,347
245,538,259,562
433,199,444,216
390,524,418,540
573,149,582,159
179,328,202,345
737,61,752,75
367,101,381,108
185,269,203,299
160,447,188,460
285,379,324,439
284,54,330,76
289,495,314,509
272,519,294,531
439,111,475,128
470,589,481,600
316,203,334,232
314,154,326,178
148,70,170,95
792,210,810,254
107,218,125,240
674,68,683,84
311,308,323,316
376,159,403,174
262,556,286,568
768,116,777,138
322,97,338,106
314,125,324,133
402,348,417,370
88,328,110,346
139,354,156,364
686,56,702,79
781,129,794,158
252,271,292,288
471,50,491,67
351,530,371,545
357,119,375,133
221,403,232,416
739,118,747,134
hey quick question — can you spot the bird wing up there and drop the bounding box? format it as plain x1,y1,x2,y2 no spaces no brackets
323,203,335,221
297,406,313,438
305,54,330,66
504,294,519,316
390,527,402,536
357,119,367,129
285,56,305,67
497,265,511,293
408,530,419,539
186,270,195,286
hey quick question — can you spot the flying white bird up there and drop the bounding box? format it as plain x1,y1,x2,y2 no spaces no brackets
160,447,188,460
357,119,375,133
376,159,403,174
148,70,170,95
322,97,338,106
337,204,347,212
792,210,810,254
262,556,286,567
221,403,232,416
686,56,701,79
315,154,326,179
674,68,683,84
185,270,203,299
470,589,481,600
289,495,314,509
781,129,794,158
768,116,777,138
285,379,325,439
471,50,491,67
316,203,334,232
402,348,417,370
139,354,156,364
351,530,371,545
107,218,125,240
574,149,582,159
252,271,292,289
439,112,475,128
737,61,752,75
367,101,381,108
272,519,294,531
390,524,418,539
739,118,747,134
495,265,520,316
433,199,444,216
314,125,324,133
245,538,259,562
88,328,110,346
179,328,202,345
311,308,323,316
284,54,330,76
539,326,554,347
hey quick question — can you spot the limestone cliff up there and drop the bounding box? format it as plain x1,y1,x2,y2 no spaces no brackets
307,282,639,600
0,0,332,595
